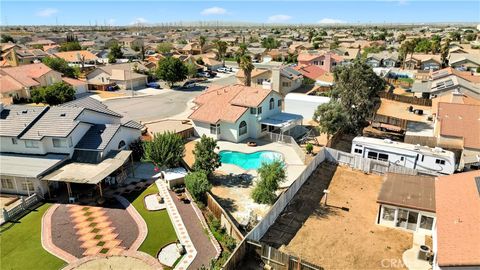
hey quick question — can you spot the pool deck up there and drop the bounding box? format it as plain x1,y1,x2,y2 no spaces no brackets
216,139,306,188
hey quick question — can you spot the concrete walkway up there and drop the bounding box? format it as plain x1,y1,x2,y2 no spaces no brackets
402,233,432,270
168,190,220,270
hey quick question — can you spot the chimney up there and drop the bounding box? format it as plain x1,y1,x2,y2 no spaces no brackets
271,67,281,93
324,53,332,73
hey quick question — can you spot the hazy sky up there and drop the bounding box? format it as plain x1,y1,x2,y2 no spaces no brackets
1,1,479,26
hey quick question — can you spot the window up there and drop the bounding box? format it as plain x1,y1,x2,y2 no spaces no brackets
25,140,39,148
1,177,14,189
52,138,68,148
354,148,363,154
435,159,445,165
378,153,389,162
250,107,257,114
420,215,434,230
257,106,262,114
21,180,34,191
367,151,378,159
382,207,395,221
118,140,126,149
11,138,18,144
261,124,268,132
256,79,264,85
313,61,319,65
282,81,291,87
68,137,73,147
278,99,283,107
210,124,220,135
269,98,274,110
320,60,324,65
239,121,247,136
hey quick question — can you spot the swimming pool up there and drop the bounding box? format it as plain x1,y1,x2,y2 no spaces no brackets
219,150,283,170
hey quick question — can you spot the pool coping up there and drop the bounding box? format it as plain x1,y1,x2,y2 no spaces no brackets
218,149,285,171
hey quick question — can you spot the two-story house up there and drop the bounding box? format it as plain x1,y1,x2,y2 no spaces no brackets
236,66,303,96
189,84,302,143
0,97,142,197
0,63,62,102
297,51,344,72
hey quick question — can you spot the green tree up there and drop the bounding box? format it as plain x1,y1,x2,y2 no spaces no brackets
414,39,432,53
239,55,254,87
440,38,451,67
156,42,173,54
330,61,385,134
1,34,15,43
261,36,279,50
185,171,211,202
330,37,340,50
108,43,123,63
449,31,461,41
30,82,76,105
251,160,286,205
143,131,185,168
192,135,221,175
186,62,198,78
59,40,81,52
397,34,406,43
155,56,188,87
199,36,207,53
214,40,228,65
430,39,441,54
313,101,348,139
307,30,315,43
42,57,78,78
465,33,476,42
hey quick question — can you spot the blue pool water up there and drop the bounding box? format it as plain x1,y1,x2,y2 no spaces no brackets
219,150,283,170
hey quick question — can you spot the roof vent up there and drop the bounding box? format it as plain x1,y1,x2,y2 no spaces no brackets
383,139,393,144
22,110,28,114
60,113,66,117
414,144,421,150
433,147,443,153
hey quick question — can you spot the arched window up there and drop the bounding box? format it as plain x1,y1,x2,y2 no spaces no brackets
269,98,275,110
118,140,126,149
239,121,247,136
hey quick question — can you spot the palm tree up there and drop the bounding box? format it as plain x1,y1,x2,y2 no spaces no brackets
214,40,228,65
440,38,451,67
199,36,206,54
308,30,314,43
239,55,254,87
235,43,248,63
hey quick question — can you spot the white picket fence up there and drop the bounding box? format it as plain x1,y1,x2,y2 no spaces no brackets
1,193,40,224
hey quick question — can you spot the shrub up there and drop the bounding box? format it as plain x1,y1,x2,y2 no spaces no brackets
30,82,76,105
193,135,221,175
184,171,211,202
306,143,313,154
129,138,144,161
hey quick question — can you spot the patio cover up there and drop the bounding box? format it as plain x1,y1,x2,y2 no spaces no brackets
377,173,436,213
259,112,303,131
0,153,69,178
42,150,131,184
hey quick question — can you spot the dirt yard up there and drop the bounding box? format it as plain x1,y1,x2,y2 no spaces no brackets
262,164,412,270
91,90,126,99
377,98,431,122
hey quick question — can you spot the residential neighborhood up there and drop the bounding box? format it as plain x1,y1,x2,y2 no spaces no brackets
1,1,479,270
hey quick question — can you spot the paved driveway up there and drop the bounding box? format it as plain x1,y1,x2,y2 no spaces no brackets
103,89,203,122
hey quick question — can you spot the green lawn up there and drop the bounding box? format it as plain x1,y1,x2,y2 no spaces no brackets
0,203,66,270
126,184,178,257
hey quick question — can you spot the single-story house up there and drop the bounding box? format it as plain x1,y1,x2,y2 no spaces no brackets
448,53,480,71
62,77,88,96
405,54,441,71
86,62,148,90
376,173,436,235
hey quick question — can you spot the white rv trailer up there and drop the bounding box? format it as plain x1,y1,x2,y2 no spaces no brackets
351,137,455,175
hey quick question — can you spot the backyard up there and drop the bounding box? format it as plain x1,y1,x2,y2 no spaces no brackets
125,183,178,257
262,164,413,269
0,203,66,270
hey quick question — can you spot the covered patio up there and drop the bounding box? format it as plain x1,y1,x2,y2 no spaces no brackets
42,150,135,204
259,112,304,139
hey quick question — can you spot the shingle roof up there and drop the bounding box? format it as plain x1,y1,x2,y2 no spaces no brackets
75,124,121,150
60,97,122,118
21,106,84,140
0,105,48,137
435,171,480,267
123,120,144,130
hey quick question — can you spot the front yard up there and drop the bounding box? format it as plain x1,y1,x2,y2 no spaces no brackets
125,183,178,257
0,203,66,270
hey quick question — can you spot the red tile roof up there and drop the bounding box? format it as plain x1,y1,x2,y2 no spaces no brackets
435,171,480,267
0,63,55,88
294,65,326,80
189,84,273,124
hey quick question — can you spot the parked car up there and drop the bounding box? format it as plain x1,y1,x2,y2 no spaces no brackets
217,67,228,73
147,82,161,89
197,72,210,78
181,81,196,89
